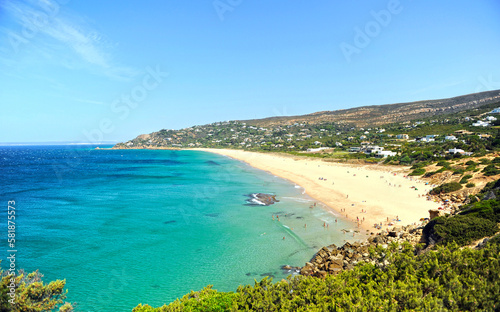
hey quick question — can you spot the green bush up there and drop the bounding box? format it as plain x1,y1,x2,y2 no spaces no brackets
482,164,500,176
409,168,426,176
459,174,473,184
436,160,451,167
452,168,465,175
430,182,462,194
460,199,500,223
466,182,475,188
479,158,492,165
426,215,499,246
465,160,477,166
492,157,500,164
0,269,73,312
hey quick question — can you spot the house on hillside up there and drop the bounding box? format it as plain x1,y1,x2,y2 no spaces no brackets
472,121,490,127
454,130,474,135
396,134,409,140
449,148,473,156
479,134,492,139
445,135,457,141
376,150,397,157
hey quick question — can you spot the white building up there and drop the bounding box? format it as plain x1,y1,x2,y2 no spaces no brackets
472,121,490,127
396,134,409,140
376,150,397,158
448,148,473,156
307,147,332,152
445,135,457,141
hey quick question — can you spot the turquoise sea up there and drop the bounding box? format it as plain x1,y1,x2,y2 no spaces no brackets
0,146,357,311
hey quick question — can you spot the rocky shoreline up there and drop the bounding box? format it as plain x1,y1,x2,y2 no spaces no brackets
297,224,424,278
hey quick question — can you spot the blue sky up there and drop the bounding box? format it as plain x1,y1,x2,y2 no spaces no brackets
1,0,500,143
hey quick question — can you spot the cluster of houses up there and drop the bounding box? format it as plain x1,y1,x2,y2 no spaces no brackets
121,108,500,157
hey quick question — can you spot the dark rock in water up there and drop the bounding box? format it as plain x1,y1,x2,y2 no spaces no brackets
281,265,292,270
296,216,304,219
245,272,252,276
205,160,220,166
163,220,176,224
260,272,274,277
205,213,220,218
151,284,160,289
246,193,279,206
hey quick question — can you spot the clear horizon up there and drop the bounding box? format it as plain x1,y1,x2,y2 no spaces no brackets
1,0,500,143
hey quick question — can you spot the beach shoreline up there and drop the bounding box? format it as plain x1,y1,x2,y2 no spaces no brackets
192,148,441,234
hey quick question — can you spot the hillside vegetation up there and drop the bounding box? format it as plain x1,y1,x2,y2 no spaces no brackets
243,89,500,127
114,90,500,171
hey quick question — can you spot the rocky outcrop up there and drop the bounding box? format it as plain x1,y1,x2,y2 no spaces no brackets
246,193,279,206
298,225,424,278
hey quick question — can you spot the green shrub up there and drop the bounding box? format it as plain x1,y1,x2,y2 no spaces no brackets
465,160,477,166
430,182,462,194
465,164,477,171
452,168,465,175
483,164,500,176
426,215,499,246
436,160,451,167
460,174,473,184
479,158,492,165
466,182,475,188
460,199,500,223
492,157,500,164
409,168,426,176
0,269,73,311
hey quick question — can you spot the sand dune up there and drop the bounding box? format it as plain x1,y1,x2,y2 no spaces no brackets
196,149,441,232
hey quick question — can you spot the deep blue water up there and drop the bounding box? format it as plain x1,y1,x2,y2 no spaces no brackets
0,146,356,311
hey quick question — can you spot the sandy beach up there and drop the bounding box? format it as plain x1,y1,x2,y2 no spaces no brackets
195,148,441,233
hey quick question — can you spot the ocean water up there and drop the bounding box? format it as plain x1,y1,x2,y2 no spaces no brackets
0,146,358,311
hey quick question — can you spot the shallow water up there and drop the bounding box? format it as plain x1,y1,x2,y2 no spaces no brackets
0,146,358,311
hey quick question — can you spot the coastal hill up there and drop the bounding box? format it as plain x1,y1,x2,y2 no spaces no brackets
242,89,500,127
115,89,500,150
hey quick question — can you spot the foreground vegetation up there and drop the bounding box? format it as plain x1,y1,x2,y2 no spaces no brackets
0,269,72,311
133,241,500,311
